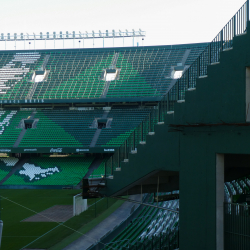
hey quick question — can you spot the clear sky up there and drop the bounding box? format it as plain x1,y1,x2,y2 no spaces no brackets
0,0,247,49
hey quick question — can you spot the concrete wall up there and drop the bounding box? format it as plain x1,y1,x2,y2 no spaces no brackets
103,22,250,250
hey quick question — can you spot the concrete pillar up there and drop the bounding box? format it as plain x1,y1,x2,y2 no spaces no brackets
216,154,224,250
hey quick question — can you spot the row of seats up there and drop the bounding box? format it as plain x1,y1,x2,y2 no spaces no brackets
3,155,94,186
0,108,152,148
0,44,207,101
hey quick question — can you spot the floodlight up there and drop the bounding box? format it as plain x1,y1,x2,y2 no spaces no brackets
53,32,56,39
139,29,142,35
60,31,62,38
20,33,23,39
79,31,82,38
119,30,122,36
99,30,102,37
72,31,75,38
14,33,17,39
132,29,135,35
66,31,69,38
26,33,29,39
112,30,115,36
33,33,36,39
126,29,128,36
40,32,43,39
1,33,4,40
85,31,88,37
46,32,49,39
92,31,95,37
106,30,109,36
7,33,10,40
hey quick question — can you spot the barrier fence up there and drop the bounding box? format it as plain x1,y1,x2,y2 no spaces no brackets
224,202,250,249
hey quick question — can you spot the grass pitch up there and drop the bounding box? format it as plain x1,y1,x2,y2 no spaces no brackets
0,189,120,250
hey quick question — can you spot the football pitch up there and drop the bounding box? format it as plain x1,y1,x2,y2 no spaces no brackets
0,189,121,250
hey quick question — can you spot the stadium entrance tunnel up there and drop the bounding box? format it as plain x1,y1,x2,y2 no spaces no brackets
18,118,39,129
101,68,120,81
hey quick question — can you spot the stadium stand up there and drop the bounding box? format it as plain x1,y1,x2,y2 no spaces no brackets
2,155,94,186
0,44,207,101
0,108,152,149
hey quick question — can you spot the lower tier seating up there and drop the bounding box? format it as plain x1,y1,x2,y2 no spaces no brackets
2,155,94,186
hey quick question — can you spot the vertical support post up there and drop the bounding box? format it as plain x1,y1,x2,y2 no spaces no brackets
197,56,200,78
220,30,223,51
216,154,224,250
133,130,135,151
208,43,211,65
233,15,236,37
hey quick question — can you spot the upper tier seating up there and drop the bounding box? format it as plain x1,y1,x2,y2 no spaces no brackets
0,44,207,101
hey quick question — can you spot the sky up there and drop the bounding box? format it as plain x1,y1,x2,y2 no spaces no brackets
0,0,247,50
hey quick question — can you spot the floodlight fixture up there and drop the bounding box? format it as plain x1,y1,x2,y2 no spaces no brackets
72,31,75,38
14,33,17,39
33,33,36,39
66,31,69,38
26,33,29,39
85,31,88,37
60,31,62,38
126,29,128,36
139,29,142,35
1,33,4,40
7,33,10,40
92,30,95,37
106,30,109,37
119,30,122,36
40,32,43,39
112,29,115,36
53,32,56,39
132,29,135,35
20,33,23,39
79,31,82,38
99,30,102,37
46,32,49,39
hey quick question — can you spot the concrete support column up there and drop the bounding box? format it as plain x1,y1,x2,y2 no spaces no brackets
216,154,224,250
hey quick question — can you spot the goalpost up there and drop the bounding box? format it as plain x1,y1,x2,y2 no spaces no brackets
73,194,87,216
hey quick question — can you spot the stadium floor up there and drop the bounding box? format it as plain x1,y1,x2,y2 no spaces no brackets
0,189,119,250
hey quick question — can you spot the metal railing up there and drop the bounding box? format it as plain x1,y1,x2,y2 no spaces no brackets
104,1,250,177
168,0,249,106
224,202,250,249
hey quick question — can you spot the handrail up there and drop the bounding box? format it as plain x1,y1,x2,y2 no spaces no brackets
166,0,249,107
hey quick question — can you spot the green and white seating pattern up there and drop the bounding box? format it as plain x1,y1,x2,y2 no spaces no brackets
3,155,94,186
